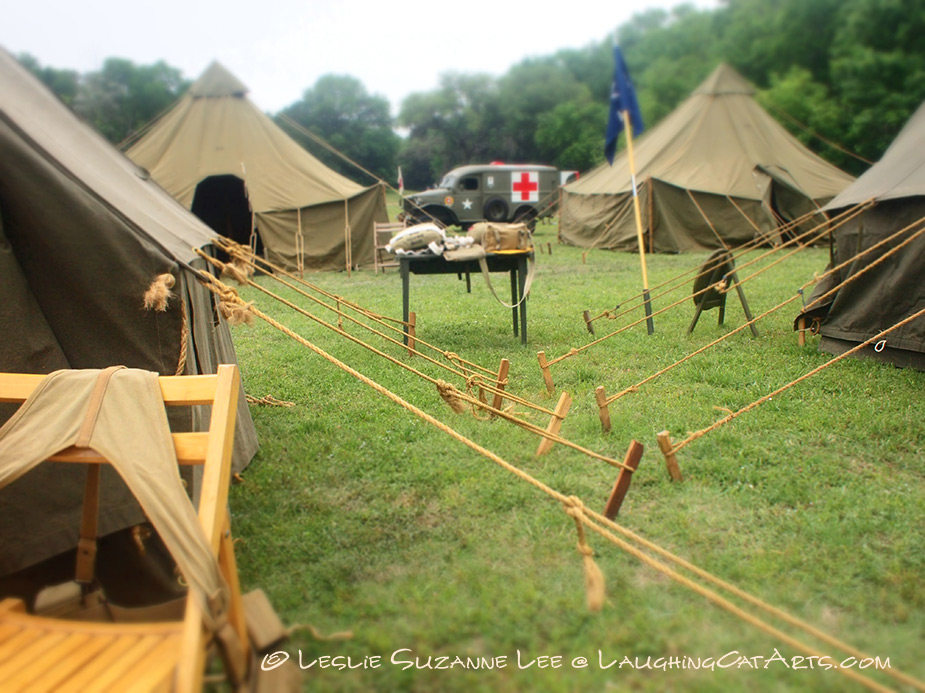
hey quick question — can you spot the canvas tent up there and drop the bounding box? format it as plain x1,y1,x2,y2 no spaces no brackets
127,61,388,272
560,63,855,253
0,48,258,575
796,100,925,370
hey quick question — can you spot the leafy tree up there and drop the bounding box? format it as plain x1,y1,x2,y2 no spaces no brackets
828,0,925,165
756,66,851,170
17,53,79,106
397,73,505,189
535,95,607,171
277,74,400,184
496,58,589,162
72,58,188,145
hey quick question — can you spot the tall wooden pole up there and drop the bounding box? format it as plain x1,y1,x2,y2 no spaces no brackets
623,111,654,334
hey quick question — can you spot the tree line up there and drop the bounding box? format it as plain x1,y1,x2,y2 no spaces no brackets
19,0,925,191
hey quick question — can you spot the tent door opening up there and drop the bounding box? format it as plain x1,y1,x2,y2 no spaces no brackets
191,175,261,255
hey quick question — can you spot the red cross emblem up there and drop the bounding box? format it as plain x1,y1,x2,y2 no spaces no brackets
511,171,539,202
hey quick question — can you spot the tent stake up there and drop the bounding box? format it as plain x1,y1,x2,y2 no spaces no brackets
407,312,416,357
595,386,612,433
603,440,643,519
583,310,595,334
657,431,683,481
537,351,555,394
797,316,806,347
536,392,572,456
490,358,510,418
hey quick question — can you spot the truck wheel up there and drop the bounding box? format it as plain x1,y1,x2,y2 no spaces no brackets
484,197,509,222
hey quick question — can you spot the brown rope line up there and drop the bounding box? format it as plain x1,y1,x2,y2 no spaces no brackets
203,271,627,467
550,201,873,367
725,194,764,235
175,300,189,376
207,257,469,387
549,230,822,367
586,205,824,325
205,249,552,415
214,236,498,378
199,271,917,693
457,372,554,417
672,305,925,455
208,252,477,383
587,233,765,325
701,200,871,293
436,381,634,471
607,220,925,405
584,203,858,327
210,241,551,413
803,217,925,314
245,394,296,407
240,272,621,465
575,513,901,693
687,189,730,250
583,508,921,691
215,236,410,328
204,263,581,457
578,216,829,344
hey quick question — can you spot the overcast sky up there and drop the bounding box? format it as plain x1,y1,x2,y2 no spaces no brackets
5,0,719,114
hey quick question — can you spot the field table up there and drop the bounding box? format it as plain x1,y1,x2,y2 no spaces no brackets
399,250,532,345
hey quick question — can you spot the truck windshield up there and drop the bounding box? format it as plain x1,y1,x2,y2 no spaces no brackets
439,174,456,189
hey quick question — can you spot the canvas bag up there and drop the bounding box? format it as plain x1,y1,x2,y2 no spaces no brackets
469,222,532,252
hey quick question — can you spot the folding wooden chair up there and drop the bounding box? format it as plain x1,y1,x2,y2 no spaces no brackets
373,220,405,272
0,364,250,691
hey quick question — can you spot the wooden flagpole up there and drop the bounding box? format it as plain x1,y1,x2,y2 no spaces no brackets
623,111,654,334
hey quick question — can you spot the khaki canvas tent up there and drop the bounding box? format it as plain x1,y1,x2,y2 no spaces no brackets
560,64,855,253
797,100,925,370
0,48,258,576
127,61,388,272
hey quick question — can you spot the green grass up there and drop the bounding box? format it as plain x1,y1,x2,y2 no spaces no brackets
228,219,924,692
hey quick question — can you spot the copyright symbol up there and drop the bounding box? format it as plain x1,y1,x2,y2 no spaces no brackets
261,651,290,671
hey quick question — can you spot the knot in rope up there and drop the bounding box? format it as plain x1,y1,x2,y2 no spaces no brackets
569,348,579,356
143,273,176,312
221,257,253,285
715,279,729,294
435,380,467,414
216,286,255,327
443,351,461,365
562,495,585,520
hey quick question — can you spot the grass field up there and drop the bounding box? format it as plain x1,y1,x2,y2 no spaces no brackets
227,218,923,692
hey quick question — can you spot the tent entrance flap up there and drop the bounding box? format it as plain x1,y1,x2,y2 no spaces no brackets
191,175,260,253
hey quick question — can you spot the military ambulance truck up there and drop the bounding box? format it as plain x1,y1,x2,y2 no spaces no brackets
402,163,561,229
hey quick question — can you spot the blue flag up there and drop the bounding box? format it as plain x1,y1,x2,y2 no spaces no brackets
604,45,644,165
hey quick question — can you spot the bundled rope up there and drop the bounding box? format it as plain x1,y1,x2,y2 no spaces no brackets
436,380,467,414
563,497,605,612
245,394,296,408
143,273,176,312
213,283,255,327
